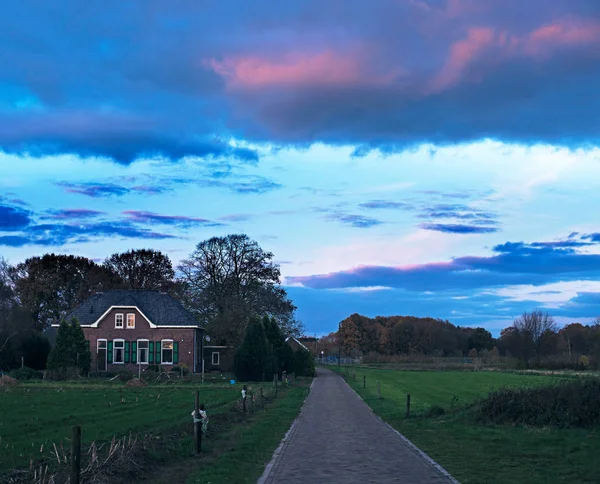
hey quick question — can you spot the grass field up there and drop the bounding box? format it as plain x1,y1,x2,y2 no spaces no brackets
0,381,243,475
186,383,310,484
338,366,600,484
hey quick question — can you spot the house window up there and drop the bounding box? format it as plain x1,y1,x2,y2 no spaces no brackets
127,314,135,329
115,314,124,328
97,339,107,351
161,340,173,364
137,340,149,364
211,352,220,365
113,339,125,364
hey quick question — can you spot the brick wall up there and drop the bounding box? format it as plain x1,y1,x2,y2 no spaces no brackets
83,307,201,373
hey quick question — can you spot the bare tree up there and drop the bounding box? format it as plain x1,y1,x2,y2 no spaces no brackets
178,234,300,345
513,310,557,344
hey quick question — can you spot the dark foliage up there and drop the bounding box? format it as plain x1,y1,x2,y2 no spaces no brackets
20,332,51,370
178,234,302,347
46,318,91,375
234,315,275,382
293,348,316,377
10,254,122,330
103,249,175,291
475,379,600,428
8,366,43,380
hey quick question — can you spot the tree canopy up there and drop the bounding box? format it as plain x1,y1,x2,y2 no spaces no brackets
10,254,122,330
104,249,175,290
178,234,302,346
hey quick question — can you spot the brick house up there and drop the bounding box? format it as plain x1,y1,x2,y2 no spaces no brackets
52,290,204,374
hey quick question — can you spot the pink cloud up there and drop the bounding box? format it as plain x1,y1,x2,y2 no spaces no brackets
430,27,496,92
207,50,400,89
431,18,600,92
525,19,600,58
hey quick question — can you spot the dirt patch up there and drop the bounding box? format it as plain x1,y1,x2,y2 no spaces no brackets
0,376,18,386
126,378,147,388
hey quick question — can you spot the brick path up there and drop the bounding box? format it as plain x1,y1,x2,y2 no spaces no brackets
259,368,456,483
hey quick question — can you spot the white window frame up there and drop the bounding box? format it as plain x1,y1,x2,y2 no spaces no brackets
115,313,124,329
212,352,220,366
161,339,174,365
126,313,135,329
137,339,149,364
97,339,107,351
113,339,125,364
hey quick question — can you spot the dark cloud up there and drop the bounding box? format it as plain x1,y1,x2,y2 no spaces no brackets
0,111,258,165
0,222,176,247
45,209,105,219
419,223,499,234
287,235,600,292
0,203,31,231
57,182,130,198
1,0,598,161
359,200,413,210
198,175,282,194
122,210,223,228
326,213,383,228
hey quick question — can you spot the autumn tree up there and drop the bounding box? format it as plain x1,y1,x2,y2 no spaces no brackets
103,249,175,290
178,234,301,346
10,254,122,330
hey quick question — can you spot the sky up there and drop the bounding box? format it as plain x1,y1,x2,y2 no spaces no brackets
2,0,600,337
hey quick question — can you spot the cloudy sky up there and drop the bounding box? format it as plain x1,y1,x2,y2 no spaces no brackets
2,0,600,336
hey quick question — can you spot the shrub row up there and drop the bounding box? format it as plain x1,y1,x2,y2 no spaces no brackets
474,378,600,428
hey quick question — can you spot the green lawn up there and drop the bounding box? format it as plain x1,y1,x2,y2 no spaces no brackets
339,366,600,484
0,382,240,474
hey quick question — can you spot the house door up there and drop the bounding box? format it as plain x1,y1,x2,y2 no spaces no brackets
97,340,107,372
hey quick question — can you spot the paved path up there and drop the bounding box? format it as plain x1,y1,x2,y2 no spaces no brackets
259,368,455,483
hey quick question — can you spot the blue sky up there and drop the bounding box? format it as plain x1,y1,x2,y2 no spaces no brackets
2,0,600,336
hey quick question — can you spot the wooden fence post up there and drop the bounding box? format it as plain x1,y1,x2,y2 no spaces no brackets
363,375,366,388
377,381,381,400
260,387,264,410
242,385,247,415
275,374,278,397
406,394,411,418
70,425,81,484
194,391,201,454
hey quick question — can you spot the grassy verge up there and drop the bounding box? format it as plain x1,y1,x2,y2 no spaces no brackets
0,381,239,475
186,382,310,484
337,366,600,484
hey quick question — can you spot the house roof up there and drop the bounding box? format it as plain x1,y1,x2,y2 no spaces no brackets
285,336,310,352
60,290,201,328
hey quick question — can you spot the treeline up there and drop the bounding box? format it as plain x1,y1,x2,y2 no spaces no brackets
0,235,301,371
319,311,600,369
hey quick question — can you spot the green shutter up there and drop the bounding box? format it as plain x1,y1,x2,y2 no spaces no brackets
155,341,161,364
173,342,179,364
131,342,137,364
124,341,130,363
149,342,154,363
107,341,113,363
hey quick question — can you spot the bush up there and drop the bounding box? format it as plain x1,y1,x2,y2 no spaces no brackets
294,349,316,377
118,370,134,382
475,378,600,428
141,370,159,381
45,367,80,380
424,405,446,417
145,364,160,372
171,365,189,376
9,366,43,381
